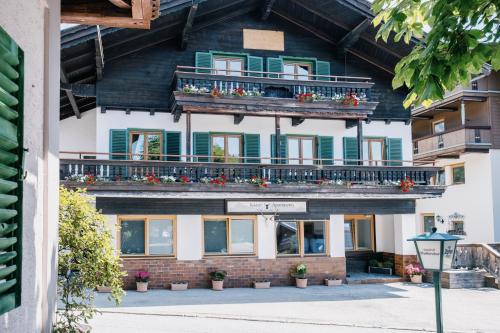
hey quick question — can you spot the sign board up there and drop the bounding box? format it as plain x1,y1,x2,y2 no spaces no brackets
243,29,285,51
226,201,307,214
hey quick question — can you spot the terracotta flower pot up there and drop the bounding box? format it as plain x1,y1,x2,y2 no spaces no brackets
212,280,224,291
136,282,148,292
410,275,423,284
295,278,308,288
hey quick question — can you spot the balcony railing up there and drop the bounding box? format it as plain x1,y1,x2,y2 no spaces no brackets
60,153,440,191
172,66,375,103
413,126,491,159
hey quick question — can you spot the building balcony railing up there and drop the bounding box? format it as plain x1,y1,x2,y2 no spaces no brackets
60,152,443,197
170,66,379,119
413,126,492,160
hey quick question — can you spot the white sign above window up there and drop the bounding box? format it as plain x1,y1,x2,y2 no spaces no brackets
226,201,307,214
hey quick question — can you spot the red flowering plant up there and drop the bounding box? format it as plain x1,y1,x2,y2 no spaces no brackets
134,271,150,283
84,174,96,185
296,92,318,103
114,175,121,182
400,176,415,192
179,175,190,184
405,264,424,277
341,92,359,106
144,173,160,185
210,175,227,186
210,87,222,98
250,176,269,188
233,87,245,97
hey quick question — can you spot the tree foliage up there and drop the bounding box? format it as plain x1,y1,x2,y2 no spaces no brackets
372,0,499,108
55,187,125,333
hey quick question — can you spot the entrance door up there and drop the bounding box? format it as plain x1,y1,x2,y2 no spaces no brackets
344,215,375,273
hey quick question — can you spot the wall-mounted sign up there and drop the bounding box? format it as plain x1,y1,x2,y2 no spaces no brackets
243,29,285,51
226,201,307,214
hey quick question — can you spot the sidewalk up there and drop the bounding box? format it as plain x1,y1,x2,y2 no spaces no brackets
91,283,500,332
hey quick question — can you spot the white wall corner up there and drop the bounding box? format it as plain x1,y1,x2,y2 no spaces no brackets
104,215,118,252
258,216,276,259
375,215,395,253
393,214,418,255
329,215,345,257
176,215,203,260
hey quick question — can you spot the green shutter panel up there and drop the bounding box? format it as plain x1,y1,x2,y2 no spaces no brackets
166,132,181,161
270,135,287,164
0,27,22,315
193,132,210,162
318,136,334,165
386,138,403,166
343,137,359,165
247,56,263,77
195,52,212,73
267,58,283,78
244,134,260,163
315,60,330,81
109,129,127,160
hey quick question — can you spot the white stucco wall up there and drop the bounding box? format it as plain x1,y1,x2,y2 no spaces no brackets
60,108,97,158
491,150,500,242
0,1,60,332
415,152,496,243
394,214,418,255
375,215,395,253
176,215,203,260
258,216,276,259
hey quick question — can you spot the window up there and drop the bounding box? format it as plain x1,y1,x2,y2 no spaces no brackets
433,120,445,134
283,61,312,80
213,56,244,76
437,169,446,185
344,215,374,251
452,165,465,184
211,134,242,163
363,138,385,166
129,131,163,160
276,220,327,256
119,216,175,256
203,217,256,255
448,221,465,235
287,136,315,165
423,215,435,233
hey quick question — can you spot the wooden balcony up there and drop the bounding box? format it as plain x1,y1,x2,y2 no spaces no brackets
413,126,492,161
59,156,444,198
169,66,378,121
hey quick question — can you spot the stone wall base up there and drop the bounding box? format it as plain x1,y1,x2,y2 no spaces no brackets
122,256,346,289
394,254,419,277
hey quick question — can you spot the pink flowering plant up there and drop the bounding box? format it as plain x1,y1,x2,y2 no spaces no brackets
405,263,424,277
134,271,150,283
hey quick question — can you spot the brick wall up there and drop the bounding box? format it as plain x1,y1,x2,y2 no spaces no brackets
394,254,419,277
122,256,346,289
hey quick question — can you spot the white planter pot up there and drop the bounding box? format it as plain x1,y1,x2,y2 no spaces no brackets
325,279,342,286
253,281,271,289
410,275,423,284
295,278,308,288
171,283,188,291
212,280,224,291
136,282,148,292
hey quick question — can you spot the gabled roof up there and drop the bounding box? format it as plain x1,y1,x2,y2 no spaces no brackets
60,0,415,119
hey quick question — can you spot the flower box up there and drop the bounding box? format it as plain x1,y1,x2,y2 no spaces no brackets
171,282,188,291
324,278,342,286
368,266,393,275
253,281,271,289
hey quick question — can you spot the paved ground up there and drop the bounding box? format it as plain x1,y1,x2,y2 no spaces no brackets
89,283,500,333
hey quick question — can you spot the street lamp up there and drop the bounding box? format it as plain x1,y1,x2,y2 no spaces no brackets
408,227,462,333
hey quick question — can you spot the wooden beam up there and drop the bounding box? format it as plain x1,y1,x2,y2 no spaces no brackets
291,117,304,126
261,0,276,20
357,119,363,165
186,110,191,161
181,4,198,49
173,107,182,122
108,0,131,9
95,25,104,80
60,66,81,119
132,0,152,20
337,19,371,51
60,83,97,97
234,114,245,125
61,11,151,29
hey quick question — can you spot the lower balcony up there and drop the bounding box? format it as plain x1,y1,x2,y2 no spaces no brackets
59,158,444,198
413,126,492,161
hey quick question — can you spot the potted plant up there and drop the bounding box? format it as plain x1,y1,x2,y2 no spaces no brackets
209,270,227,291
290,263,308,288
253,280,271,289
171,281,188,291
324,277,342,286
405,264,424,283
368,259,393,275
135,271,150,292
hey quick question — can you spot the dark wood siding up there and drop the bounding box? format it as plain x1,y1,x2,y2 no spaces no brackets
490,96,500,149
97,14,409,121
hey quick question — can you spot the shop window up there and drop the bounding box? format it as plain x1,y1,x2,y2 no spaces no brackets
423,215,435,233
211,134,242,163
119,216,175,256
213,56,244,76
203,217,256,255
452,165,465,184
129,131,163,160
283,61,312,80
287,136,315,165
344,216,374,251
276,220,327,256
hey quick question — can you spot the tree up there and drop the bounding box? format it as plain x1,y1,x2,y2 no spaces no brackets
372,0,499,108
55,187,125,333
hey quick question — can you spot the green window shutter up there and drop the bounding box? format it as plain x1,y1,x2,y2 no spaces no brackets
270,134,287,164
0,27,22,315
267,58,283,78
247,56,263,77
315,60,330,81
193,132,210,162
109,129,128,160
386,138,403,166
244,134,260,163
343,137,359,165
318,136,334,165
195,52,212,73
165,132,181,161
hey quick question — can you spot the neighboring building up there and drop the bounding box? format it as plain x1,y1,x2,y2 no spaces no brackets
0,1,60,332
413,70,500,243
59,0,444,288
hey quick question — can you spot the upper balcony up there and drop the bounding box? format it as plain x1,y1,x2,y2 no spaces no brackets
59,152,444,199
169,66,379,121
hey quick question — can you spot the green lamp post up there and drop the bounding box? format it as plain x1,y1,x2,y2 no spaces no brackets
408,227,462,333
